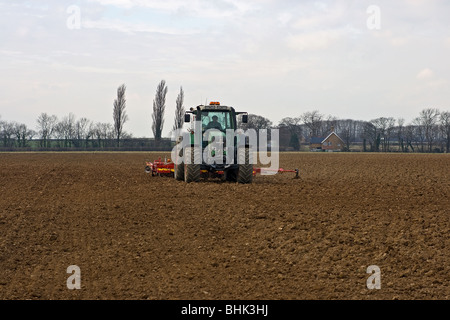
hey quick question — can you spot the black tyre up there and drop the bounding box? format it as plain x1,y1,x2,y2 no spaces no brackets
237,147,253,184
174,162,184,181
184,146,201,183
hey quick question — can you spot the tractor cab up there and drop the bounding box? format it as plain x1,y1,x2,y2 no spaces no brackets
200,109,233,132
184,102,248,146
185,102,247,129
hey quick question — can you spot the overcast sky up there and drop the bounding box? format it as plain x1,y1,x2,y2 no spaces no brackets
1,0,449,138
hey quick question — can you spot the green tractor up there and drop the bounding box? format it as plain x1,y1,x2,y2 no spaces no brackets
174,102,253,184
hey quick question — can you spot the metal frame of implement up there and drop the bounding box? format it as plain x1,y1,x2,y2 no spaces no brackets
145,158,299,179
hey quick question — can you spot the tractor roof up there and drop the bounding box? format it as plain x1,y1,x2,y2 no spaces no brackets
196,104,234,112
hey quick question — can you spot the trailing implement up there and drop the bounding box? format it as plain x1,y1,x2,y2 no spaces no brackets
144,157,299,180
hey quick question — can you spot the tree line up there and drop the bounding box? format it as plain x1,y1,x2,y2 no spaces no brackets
0,81,449,152
242,108,450,153
0,80,183,151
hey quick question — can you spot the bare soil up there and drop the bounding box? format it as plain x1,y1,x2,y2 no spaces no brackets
0,152,448,300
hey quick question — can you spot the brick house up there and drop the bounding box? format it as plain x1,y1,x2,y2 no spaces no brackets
321,131,345,151
309,127,345,152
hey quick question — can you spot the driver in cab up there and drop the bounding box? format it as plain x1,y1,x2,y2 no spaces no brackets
205,115,223,131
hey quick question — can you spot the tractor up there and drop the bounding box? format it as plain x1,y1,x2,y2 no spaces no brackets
174,101,253,184
144,102,299,183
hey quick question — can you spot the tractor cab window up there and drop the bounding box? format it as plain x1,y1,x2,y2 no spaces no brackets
201,111,233,132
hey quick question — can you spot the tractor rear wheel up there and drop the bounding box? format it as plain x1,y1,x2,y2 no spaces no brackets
184,146,201,183
174,162,184,181
237,147,253,184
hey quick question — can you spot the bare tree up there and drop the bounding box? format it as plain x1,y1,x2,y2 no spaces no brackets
321,115,338,136
379,117,395,152
87,121,97,148
412,117,426,152
36,113,58,148
404,125,415,152
419,108,440,152
113,84,128,147
412,108,440,152
385,117,396,152
92,122,103,148
75,117,91,148
173,86,185,132
338,119,358,151
301,110,324,137
13,122,33,148
93,122,114,148
368,117,396,152
54,113,76,148
2,121,16,147
152,80,168,141
362,121,378,152
54,121,65,147
63,113,76,147
103,123,115,143
371,118,385,151
241,114,273,131
278,117,302,151
397,118,405,152
440,110,450,153
28,129,36,141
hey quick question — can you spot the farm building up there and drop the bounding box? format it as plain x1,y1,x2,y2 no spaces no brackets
309,128,345,152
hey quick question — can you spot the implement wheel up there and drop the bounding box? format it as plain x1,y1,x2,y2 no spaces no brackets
174,142,185,181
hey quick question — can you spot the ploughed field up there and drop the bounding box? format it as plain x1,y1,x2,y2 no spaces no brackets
0,152,448,300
